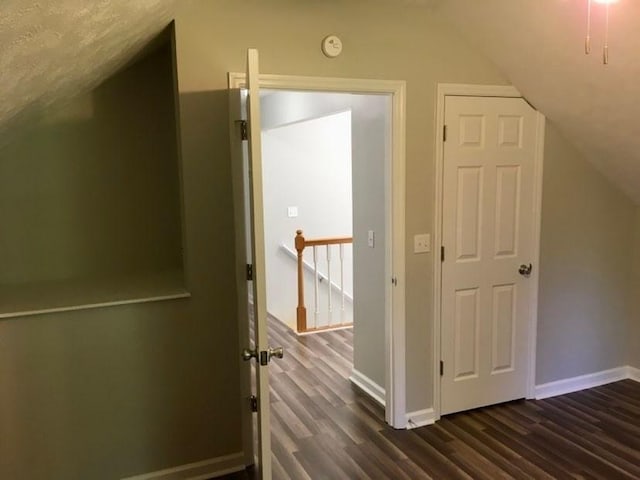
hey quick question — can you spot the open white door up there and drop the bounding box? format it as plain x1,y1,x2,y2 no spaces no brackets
230,49,280,480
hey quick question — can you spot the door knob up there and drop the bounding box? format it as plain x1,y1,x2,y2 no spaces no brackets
268,347,284,361
242,347,284,364
518,263,533,276
242,348,258,362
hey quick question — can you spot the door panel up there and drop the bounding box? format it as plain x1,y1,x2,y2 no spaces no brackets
491,284,516,373
453,288,480,380
245,48,272,480
441,95,538,416
456,167,482,261
230,49,273,479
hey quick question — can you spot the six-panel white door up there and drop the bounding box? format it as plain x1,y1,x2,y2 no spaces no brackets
441,95,538,415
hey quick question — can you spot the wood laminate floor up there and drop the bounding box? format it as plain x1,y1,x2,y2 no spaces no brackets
224,318,640,479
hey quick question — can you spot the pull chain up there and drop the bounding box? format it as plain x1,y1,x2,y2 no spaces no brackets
585,0,592,54
603,3,610,64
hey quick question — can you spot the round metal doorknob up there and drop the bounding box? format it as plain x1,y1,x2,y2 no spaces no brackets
268,347,284,360
518,263,533,276
242,348,257,362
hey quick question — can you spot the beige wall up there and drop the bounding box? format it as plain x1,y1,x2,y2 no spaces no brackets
631,210,640,369
0,36,242,479
537,123,635,384
174,0,507,414
0,44,183,286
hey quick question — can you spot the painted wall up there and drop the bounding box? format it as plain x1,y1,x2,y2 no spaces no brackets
262,110,354,329
0,44,182,287
351,94,390,389
630,210,640,369
0,36,241,479
537,123,635,384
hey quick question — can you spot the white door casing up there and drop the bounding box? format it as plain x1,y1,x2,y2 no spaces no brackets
440,94,543,416
228,73,407,429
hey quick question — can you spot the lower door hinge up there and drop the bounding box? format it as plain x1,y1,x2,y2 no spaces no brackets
443,125,448,142
441,246,445,262
249,395,258,413
246,264,253,281
440,360,444,377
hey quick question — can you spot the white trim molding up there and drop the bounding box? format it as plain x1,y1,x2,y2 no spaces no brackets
229,72,407,429
350,369,386,407
534,366,635,400
121,453,245,480
433,83,544,421
406,408,436,429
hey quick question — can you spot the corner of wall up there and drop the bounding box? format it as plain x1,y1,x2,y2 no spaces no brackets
629,207,640,369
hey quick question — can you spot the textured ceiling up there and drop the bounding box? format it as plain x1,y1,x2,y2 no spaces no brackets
434,0,640,204
0,0,177,139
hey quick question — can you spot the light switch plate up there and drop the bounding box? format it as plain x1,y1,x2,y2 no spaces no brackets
367,230,375,248
414,233,430,254
287,206,298,218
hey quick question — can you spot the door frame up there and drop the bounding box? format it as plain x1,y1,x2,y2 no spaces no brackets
229,72,407,429
433,83,546,420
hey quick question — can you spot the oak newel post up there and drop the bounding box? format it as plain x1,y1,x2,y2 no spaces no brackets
295,229,307,332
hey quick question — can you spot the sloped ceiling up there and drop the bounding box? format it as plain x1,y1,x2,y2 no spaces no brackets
2,0,638,204
0,0,177,139
435,0,640,204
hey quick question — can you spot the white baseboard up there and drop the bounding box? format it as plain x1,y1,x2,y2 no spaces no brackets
627,365,640,382
121,453,245,480
406,408,436,429
350,368,386,407
534,366,632,400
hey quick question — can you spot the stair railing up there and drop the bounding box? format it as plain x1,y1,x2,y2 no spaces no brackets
295,229,352,333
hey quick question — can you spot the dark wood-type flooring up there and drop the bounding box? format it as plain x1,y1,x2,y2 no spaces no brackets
224,319,640,479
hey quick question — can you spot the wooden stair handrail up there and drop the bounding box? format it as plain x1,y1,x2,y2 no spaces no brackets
295,229,353,332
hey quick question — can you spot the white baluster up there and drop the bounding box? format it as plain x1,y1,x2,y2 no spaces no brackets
340,243,345,324
313,246,319,329
326,244,332,325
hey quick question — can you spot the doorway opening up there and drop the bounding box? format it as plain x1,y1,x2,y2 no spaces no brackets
260,91,355,334
257,87,395,478
230,67,407,477
257,86,391,401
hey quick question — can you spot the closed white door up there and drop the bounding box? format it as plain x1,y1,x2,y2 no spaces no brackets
441,95,540,416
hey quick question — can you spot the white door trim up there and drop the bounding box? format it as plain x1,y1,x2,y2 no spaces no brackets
228,73,407,428
433,83,545,420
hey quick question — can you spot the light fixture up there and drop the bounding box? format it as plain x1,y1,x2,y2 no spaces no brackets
586,0,618,64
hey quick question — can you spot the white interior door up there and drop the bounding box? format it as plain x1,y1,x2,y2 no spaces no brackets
441,95,539,416
230,48,278,479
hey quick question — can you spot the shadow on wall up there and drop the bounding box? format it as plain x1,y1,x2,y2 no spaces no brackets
0,40,183,287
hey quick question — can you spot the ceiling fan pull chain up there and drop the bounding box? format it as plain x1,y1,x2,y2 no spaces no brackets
603,3,610,64
585,0,592,55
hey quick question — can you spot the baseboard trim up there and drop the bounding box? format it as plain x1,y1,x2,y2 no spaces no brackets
350,368,386,407
121,453,245,480
534,366,632,400
627,365,640,382
406,408,436,429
